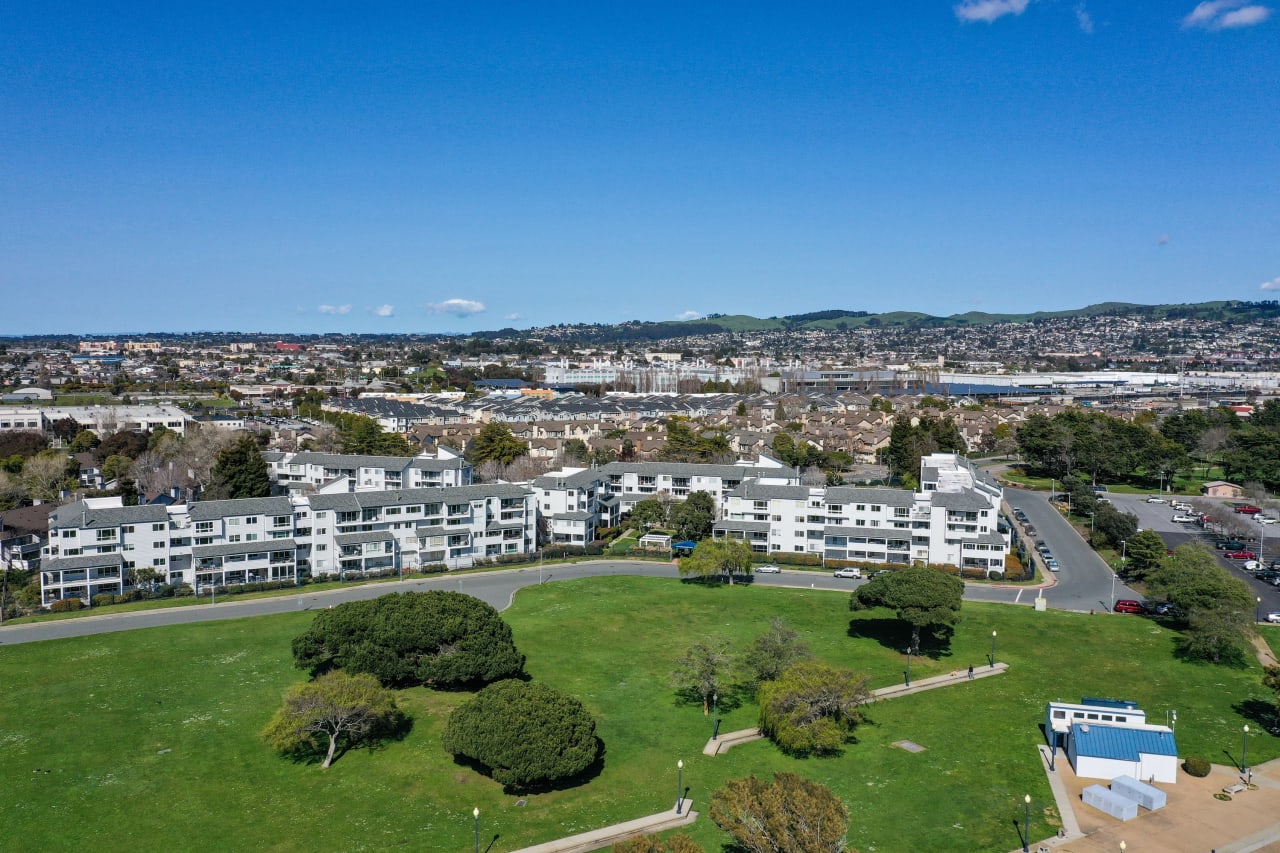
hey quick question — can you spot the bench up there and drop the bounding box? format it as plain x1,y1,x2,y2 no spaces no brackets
1222,783,1247,795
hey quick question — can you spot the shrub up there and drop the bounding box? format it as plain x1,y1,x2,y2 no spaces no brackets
172,584,194,597
292,590,525,688
442,680,600,789
50,597,84,613
91,593,116,607
1183,757,1211,777
154,584,175,598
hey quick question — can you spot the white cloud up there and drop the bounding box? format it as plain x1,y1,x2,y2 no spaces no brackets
954,0,1031,23
1260,276,1280,291
318,304,352,315
1183,0,1272,29
426,298,486,317
1218,5,1272,25
675,310,705,321
371,304,395,317
504,313,523,321
1075,3,1094,32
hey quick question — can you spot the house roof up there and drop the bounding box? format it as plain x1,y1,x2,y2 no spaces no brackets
49,501,170,530
1071,723,1177,760
44,553,125,571
192,539,296,558
335,530,395,546
188,497,294,521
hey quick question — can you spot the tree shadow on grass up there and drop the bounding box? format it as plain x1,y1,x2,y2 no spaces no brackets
672,682,753,716
284,709,414,767
1233,698,1280,735
448,736,607,795
846,616,955,660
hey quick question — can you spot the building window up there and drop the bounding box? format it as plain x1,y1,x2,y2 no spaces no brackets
153,523,165,531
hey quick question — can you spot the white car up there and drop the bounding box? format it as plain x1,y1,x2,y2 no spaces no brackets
1243,560,1261,572
1145,496,1168,504
833,568,863,579
1257,516,1278,525
1172,514,1198,523
1266,612,1280,624
755,564,782,573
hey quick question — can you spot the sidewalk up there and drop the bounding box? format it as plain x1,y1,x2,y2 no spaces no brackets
706,662,1011,755
509,801,697,853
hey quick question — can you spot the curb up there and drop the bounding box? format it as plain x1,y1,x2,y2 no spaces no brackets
509,802,698,853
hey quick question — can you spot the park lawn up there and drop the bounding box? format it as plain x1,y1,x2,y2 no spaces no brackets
1,577,1276,852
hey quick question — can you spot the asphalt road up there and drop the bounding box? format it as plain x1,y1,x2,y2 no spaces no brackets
1004,487,1139,612
0,537,1127,646
1107,492,1280,620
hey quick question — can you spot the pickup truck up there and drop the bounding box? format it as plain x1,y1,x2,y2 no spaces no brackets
1235,505,1262,515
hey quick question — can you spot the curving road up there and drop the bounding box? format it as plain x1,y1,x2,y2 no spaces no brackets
0,522,1125,646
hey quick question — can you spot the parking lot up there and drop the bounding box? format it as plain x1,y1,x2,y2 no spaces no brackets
1107,492,1280,620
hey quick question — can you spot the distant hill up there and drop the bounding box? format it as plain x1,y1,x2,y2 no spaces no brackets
474,300,1279,342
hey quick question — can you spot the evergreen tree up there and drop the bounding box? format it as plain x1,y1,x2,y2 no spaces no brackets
208,434,272,499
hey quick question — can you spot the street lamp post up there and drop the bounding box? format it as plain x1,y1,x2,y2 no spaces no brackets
1258,597,1263,624
712,692,719,740
1022,794,1031,853
905,647,912,687
990,630,997,668
1243,725,1250,778
676,760,684,814
473,807,479,853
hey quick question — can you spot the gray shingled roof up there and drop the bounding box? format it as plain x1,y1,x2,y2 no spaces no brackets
309,484,529,514
335,530,395,546
192,539,296,558
728,483,811,500
188,497,294,521
824,486,915,507
931,490,993,511
550,511,593,522
603,461,783,481
714,520,771,532
49,501,170,530
44,553,124,570
415,526,448,537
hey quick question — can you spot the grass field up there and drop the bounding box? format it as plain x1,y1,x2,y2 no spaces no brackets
1,577,1276,852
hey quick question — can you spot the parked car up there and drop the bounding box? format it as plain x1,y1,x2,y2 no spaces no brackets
1254,570,1280,582
1144,601,1182,618
833,567,862,579
755,564,781,573
1216,539,1246,550
1171,514,1198,523
1266,612,1280,624
1171,502,1192,512
1226,550,1258,561
1024,525,1038,536
1243,560,1261,572
1258,516,1278,525
1046,559,1060,571
1114,599,1144,614
1235,505,1262,515
1092,485,1109,493
1145,496,1167,504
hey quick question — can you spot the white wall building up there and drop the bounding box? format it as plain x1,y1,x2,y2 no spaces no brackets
714,453,1008,571
39,484,535,604
264,447,473,493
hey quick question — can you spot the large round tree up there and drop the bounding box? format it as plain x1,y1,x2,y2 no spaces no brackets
291,591,525,688
443,680,601,790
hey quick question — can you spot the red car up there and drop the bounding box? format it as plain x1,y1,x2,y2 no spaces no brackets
1235,505,1262,515
1226,550,1257,560
1114,599,1144,614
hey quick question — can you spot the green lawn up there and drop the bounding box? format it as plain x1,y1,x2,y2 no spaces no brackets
1,577,1276,852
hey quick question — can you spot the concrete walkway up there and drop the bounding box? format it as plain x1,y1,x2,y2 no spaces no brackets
509,802,697,853
705,662,1012,755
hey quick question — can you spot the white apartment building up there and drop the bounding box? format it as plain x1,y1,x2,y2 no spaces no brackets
39,484,536,605
531,456,799,545
0,404,192,438
264,447,473,493
715,453,1008,573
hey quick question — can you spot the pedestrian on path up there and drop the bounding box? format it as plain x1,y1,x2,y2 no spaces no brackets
967,664,974,680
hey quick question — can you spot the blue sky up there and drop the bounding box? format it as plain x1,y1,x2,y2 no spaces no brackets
2,1,1277,335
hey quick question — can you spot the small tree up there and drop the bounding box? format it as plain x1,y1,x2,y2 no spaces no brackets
742,618,812,688
672,639,733,715
1122,529,1167,580
442,680,600,789
710,772,849,853
468,422,529,466
758,661,872,755
208,434,271,500
677,539,754,583
851,566,964,654
669,490,715,541
261,671,402,768
614,835,703,853
630,497,668,530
